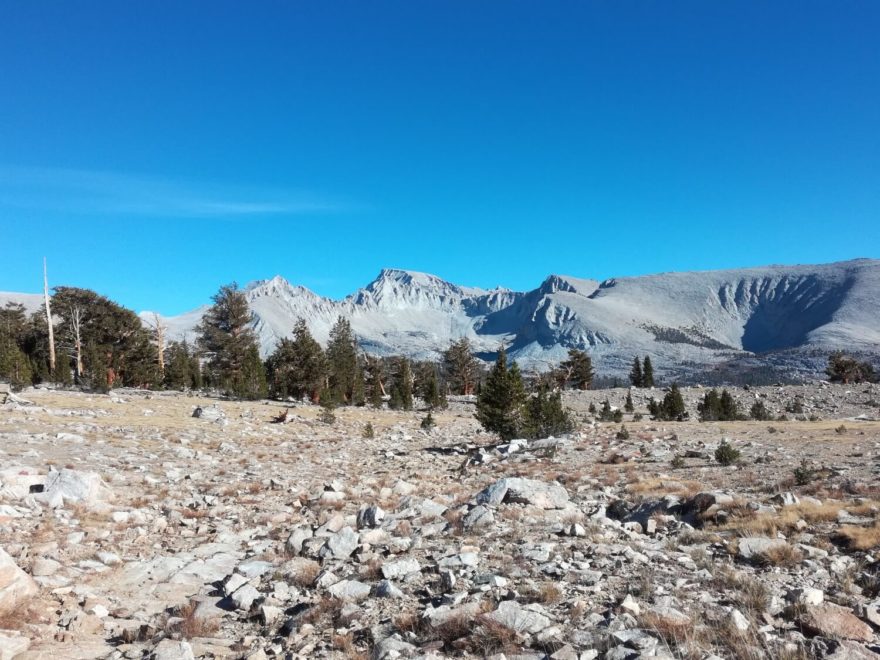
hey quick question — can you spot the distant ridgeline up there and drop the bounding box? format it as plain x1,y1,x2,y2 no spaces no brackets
1,258,878,392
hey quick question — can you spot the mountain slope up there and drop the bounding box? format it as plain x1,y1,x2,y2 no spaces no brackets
3,259,878,378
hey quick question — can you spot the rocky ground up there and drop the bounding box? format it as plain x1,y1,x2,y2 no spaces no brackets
0,382,879,660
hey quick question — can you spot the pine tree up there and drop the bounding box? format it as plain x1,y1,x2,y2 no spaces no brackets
0,303,33,388
363,355,385,408
52,287,159,390
629,357,643,388
388,357,414,411
164,340,196,390
196,282,265,399
419,364,447,410
624,391,634,413
443,338,480,395
719,390,739,420
238,344,268,400
266,320,326,401
653,384,685,421
475,347,526,440
521,384,574,439
561,349,593,390
642,356,655,387
698,389,722,421
326,317,358,404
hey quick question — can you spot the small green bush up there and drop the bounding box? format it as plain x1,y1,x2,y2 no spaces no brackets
363,422,375,439
715,440,741,466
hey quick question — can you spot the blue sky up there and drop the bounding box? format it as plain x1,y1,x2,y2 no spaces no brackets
1,2,878,314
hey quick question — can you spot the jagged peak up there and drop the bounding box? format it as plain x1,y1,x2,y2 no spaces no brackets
245,275,320,300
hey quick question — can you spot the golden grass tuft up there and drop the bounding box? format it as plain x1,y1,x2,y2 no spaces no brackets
837,522,880,550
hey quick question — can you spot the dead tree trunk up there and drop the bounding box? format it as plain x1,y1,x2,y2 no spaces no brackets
152,313,166,378
71,306,84,379
43,258,56,375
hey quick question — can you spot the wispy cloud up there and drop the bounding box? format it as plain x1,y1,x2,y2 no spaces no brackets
0,165,353,217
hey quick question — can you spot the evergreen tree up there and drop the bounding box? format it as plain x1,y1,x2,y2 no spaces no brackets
599,399,615,421
697,389,722,421
164,339,197,390
326,316,358,404
196,282,265,399
521,384,574,439
642,356,655,387
719,390,739,420
624,391,635,413
0,303,33,388
418,363,447,410
698,388,739,421
443,338,480,395
363,355,385,408
475,347,526,440
750,400,771,421
561,348,594,390
652,384,685,421
629,357,643,388
352,362,366,406
388,357,414,411
52,287,159,390
826,351,875,384
266,320,326,401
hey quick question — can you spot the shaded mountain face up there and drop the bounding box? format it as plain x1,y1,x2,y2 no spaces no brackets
4,259,878,378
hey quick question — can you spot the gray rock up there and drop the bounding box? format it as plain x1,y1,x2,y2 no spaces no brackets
476,477,570,509
230,583,261,611
372,580,404,599
153,639,195,660
40,468,113,509
462,505,495,529
320,526,359,560
737,537,790,561
328,579,371,601
485,600,552,634
381,558,421,580
0,546,38,617
356,505,385,529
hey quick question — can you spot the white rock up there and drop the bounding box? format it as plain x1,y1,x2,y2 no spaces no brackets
0,546,38,617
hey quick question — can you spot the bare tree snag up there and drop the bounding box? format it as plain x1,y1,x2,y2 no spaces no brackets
43,258,56,375
152,313,166,378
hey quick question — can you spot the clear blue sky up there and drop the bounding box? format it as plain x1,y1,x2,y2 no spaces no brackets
1,1,878,314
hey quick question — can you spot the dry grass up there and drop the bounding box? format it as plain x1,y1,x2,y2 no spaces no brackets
755,544,804,567
712,500,880,537
288,559,321,588
627,477,704,499
522,582,563,604
837,522,880,550
331,632,369,660
173,600,221,639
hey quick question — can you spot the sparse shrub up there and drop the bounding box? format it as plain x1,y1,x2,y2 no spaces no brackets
616,425,630,440
715,440,741,466
420,412,436,430
793,459,814,486
671,455,685,469
698,388,739,421
835,424,847,434
362,422,375,439
319,407,336,425
749,401,771,421
633,412,643,421
786,399,804,414
809,414,820,422
648,384,686,421
612,409,624,423
826,351,875,384
588,402,597,414
767,426,778,434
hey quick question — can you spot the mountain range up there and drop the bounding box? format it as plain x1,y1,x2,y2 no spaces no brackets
3,258,878,380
